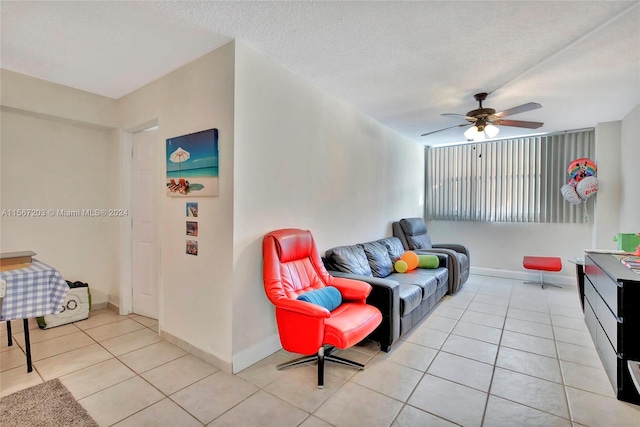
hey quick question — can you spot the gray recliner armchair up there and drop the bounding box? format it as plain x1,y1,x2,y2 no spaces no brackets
393,218,470,293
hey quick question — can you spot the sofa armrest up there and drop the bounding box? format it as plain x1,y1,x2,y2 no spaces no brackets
329,270,400,352
330,277,372,302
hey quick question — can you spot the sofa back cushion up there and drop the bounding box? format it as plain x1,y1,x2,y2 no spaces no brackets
379,237,406,262
399,218,433,250
360,241,393,278
324,245,373,276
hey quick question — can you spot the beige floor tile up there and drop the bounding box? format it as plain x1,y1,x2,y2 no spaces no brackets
441,296,471,310
476,286,512,299
500,330,557,358
441,334,498,365
376,340,438,371
460,310,505,329
556,341,603,368
0,365,43,397
79,376,164,426
30,331,94,361
265,364,345,412
1,318,39,335
427,351,494,392
113,398,202,427
507,307,552,325
237,352,294,388
549,305,584,319
451,321,502,345
403,325,449,349
172,371,259,424
118,341,187,373
314,382,403,427
11,323,81,346
100,328,161,356
34,343,113,381
473,293,510,307
351,338,382,356
560,360,616,397
83,319,145,342
496,346,562,383
565,386,640,427
142,354,218,395
508,298,549,313
1,347,26,371
467,301,508,317
351,358,422,401
1,335,13,352
130,315,158,328
59,358,136,399
551,314,588,331
75,310,130,330
432,305,465,320
208,389,307,427
483,395,571,426
408,374,487,427
422,314,458,333
392,405,457,426
504,317,554,339
299,415,333,427
553,327,595,348
491,367,569,418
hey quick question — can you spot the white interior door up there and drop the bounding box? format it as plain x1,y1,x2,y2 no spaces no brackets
132,128,159,319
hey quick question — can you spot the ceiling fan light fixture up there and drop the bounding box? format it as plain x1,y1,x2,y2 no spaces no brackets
464,126,479,140
484,124,499,138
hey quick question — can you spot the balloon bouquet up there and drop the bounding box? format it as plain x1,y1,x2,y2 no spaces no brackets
561,158,598,222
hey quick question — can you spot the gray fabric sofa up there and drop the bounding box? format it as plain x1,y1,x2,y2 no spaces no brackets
393,218,470,294
323,236,449,352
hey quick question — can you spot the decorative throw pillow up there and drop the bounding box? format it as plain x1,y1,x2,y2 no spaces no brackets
418,254,439,269
401,251,419,270
394,260,408,273
297,286,342,311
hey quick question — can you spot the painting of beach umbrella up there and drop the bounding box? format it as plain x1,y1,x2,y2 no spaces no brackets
169,147,190,178
166,128,219,197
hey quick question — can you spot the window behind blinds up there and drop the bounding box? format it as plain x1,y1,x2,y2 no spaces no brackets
425,129,595,223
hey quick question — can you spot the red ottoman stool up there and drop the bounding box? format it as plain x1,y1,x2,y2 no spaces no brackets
523,256,563,288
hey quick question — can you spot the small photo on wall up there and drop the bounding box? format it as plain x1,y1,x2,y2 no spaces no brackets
186,202,198,217
186,240,198,256
186,221,198,236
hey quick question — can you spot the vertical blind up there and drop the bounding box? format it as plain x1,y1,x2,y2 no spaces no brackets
425,129,595,223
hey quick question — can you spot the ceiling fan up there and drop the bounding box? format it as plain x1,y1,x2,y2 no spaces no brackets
421,92,543,141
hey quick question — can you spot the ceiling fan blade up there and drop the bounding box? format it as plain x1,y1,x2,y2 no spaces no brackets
421,123,472,137
493,119,544,129
441,113,475,121
492,102,541,118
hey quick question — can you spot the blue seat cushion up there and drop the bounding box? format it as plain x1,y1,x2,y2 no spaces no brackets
297,286,342,311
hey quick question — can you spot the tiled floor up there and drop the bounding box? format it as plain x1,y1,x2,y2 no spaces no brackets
2,275,640,426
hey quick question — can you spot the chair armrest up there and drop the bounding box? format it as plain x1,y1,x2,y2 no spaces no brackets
433,243,470,259
328,270,400,352
329,277,372,301
274,298,331,318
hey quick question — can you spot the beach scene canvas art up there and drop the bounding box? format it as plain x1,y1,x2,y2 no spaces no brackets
166,128,219,197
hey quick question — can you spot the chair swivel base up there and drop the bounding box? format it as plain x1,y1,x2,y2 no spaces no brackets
276,346,365,389
524,271,562,289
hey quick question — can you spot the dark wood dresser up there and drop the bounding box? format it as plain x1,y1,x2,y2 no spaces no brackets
584,252,640,404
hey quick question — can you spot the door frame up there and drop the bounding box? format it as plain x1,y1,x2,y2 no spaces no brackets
119,118,161,317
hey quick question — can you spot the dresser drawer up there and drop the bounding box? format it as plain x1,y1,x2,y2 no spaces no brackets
597,326,621,394
584,297,598,345
585,262,620,316
585,279,620,351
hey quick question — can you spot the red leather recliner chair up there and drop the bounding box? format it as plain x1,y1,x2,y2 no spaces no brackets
262,228,382,388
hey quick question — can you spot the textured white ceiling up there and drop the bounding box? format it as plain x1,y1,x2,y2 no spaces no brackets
2,1,639,144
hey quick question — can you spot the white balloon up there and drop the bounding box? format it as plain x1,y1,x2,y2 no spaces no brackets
561,184,582,205
576,176,599,200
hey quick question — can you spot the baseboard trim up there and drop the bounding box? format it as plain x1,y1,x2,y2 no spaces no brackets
159,329,233,374
232,333,282,374
470,267,576,286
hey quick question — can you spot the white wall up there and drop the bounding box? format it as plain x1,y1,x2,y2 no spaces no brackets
593,121,622,249
0,71,119,304
116,43,236,368
619,104,640,231
232,43,424,371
